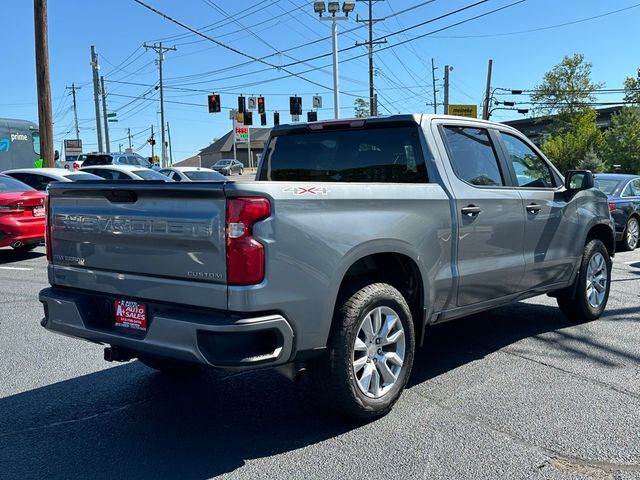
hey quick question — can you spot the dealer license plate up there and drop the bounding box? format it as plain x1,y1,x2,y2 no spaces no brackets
114,300,147,333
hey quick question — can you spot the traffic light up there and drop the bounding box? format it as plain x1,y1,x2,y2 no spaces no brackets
257,96,265,114
237,96,246,114
244,111,253,126
307,111,318,122
274,111,280,126
289,96,302,115
260,113,267,126
207,94,221,113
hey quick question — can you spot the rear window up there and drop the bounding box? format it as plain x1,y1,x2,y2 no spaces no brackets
64,173,103,181
0,175,36,192
82,154,113,166
184,171,225,181
594,178,621,195
132,170,172,181
258,126,428,182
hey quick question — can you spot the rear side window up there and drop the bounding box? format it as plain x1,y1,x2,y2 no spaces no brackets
0,175,36,192
443,126,504,187
259,126,428,182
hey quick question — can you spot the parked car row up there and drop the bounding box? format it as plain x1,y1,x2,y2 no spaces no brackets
594,173,640,251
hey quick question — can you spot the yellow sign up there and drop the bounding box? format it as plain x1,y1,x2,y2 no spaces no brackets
447,104,477,118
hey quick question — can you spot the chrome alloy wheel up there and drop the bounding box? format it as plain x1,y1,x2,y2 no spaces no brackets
352,306,406,399
626,218,639,249
586,252,608,308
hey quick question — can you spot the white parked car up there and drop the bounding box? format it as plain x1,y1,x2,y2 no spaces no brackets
80,165,173,181
2,168,103,191
158,167,227,182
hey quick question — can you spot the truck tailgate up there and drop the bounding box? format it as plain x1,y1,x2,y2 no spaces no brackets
47,182,228,309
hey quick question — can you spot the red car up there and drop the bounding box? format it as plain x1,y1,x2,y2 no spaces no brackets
0,173,46,252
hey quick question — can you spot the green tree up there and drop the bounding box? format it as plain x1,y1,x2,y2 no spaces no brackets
623,68,640,106
354,98,370,118
540,108,603,172
576,148,607,173
599,107,640,173
531,53,603,123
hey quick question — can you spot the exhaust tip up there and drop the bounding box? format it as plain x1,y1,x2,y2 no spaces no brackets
11,241,23,248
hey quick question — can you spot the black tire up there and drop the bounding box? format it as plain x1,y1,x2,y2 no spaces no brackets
12,244,38,253
620,216,639,251
137,354,204,377
239,168,244,176
308,283,415,419
557,239,611,323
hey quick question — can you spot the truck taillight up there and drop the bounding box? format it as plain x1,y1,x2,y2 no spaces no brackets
45,195,52,262
608,202,616,213
226,197,271,285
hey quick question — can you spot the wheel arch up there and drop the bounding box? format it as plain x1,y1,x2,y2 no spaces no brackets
326,244,429,348
586,222,615,258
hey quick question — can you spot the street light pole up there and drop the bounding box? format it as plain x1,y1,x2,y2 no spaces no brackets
315,1,355,120
331,18,340,119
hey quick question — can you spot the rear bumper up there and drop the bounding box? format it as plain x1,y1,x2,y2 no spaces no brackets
0,217,45,247
39,287,295,369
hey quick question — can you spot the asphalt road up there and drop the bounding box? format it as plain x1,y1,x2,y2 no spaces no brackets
1,245,639,480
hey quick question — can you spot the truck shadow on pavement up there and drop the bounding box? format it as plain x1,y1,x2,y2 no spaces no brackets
0,248,44,264
0,302,635,479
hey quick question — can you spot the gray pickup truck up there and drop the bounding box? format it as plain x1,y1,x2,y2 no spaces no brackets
40,114,614,418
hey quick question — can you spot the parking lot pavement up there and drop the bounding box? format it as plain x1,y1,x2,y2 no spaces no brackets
0,246,638,479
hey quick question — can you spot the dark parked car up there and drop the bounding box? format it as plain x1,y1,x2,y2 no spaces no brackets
81,152,159,170
211,159,244,176
594,173,640,250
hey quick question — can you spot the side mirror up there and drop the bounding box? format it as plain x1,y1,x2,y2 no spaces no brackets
54,150,60,161
564,170,594,191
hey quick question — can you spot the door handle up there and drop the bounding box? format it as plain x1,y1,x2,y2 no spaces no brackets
461,205,481,216
526,203,542,214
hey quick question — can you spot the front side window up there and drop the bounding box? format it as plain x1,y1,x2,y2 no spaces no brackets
443,126,504,187
501,133,554,188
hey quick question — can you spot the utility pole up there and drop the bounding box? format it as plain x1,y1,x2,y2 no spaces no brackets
443,65,451,115
167,122,173,166
356,0,386,116
482,59,493,120
431,59,438,114
34,0,54,167
127,128,132,149
90,46,103,152
100,76,110,153
66,83,81,139
143,42,176,168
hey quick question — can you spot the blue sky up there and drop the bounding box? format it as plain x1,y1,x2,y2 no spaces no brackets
1,0,639,162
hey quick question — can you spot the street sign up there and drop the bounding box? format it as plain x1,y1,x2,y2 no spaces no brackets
108,119,118,122
291,114,300,122
229,109,237,120
107,112,117,118
447,104,477,118
64,139,82,160
312,96,322,109
235,124,249,143
248,97,256,110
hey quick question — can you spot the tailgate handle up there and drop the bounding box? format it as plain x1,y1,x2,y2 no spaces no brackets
104,190,137,203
